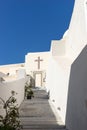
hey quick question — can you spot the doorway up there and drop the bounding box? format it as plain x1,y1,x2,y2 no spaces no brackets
34,71,42,87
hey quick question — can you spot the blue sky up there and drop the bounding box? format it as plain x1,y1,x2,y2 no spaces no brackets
0,0,74,65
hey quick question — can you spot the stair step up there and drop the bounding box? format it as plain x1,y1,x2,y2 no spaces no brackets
20,89,65,130
22,124,65,129
22,128,65,130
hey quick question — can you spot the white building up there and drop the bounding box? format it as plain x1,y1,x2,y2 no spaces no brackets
0,0,87,130
46,0,87,130
0,68,26,116
25,52,50,87
0,63,25,76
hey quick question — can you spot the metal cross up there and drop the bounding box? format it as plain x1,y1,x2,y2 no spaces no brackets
35,56,43,69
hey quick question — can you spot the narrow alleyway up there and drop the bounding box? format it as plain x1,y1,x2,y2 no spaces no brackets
19,88,67,130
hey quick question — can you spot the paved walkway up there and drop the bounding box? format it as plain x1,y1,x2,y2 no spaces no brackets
19,88,67,130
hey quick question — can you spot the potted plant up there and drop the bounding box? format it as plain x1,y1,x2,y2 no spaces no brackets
27,89,34,99
0,91,22,130
25,82,34,99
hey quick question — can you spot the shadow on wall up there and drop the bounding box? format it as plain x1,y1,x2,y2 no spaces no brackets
66,45,87,130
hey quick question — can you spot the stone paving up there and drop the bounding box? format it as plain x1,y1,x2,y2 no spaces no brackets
19,88,67,130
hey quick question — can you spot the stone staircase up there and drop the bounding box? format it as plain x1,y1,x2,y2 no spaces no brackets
19,88,67,130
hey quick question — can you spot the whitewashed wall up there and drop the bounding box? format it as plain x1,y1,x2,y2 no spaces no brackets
0,63,25,75
46,52,71,124
66,0,87,59
0,69,26,116
0,78,25,104
46,0,87,129
25,52,50,73
66,46,87,130
65,0,87,130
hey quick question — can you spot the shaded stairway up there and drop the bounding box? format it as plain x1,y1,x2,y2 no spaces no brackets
19,88,66,130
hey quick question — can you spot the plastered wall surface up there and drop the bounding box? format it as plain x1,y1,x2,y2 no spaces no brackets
66,46,87,130
46,0,87,129
25,52,50,74
0,70,26,116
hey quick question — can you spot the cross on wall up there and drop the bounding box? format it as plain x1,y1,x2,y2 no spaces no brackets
35,56,43,69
